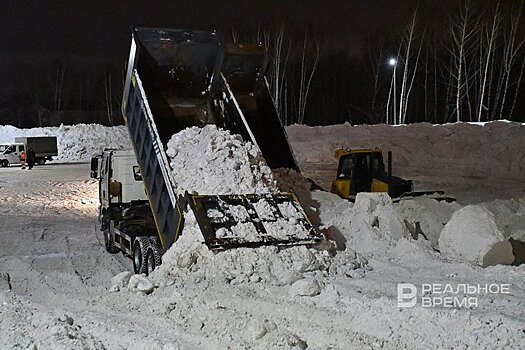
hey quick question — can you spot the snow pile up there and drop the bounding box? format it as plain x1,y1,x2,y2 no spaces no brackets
29,316,106,350
396,197,461,248
439,205,515,267
286,120,525,180
153,212,332,287
156,124,370,286
166,125,276,196
480,197,525,241
345,193,409,255
0,124,130,162
0,292,105,350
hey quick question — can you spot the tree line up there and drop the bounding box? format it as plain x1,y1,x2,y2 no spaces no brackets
262,0,525,125
1,0,523,128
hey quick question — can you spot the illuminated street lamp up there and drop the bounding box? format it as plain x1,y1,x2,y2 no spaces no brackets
386,58,398,125
389,58,397,125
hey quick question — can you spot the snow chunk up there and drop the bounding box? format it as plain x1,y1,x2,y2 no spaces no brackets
395,197,461,248
288,278,322,297
439,205,515,267
128,274,155,294
109,271,132,292
346,193,409,255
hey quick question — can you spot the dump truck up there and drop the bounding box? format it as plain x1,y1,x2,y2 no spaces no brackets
0,136,58,167
91,28,319,274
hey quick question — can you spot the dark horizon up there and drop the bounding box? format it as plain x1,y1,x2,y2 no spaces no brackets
0,1,459,62
1,0,523,127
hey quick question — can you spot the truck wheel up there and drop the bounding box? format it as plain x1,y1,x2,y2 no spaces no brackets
103,229,119,254
37,158,46,165
1,160,7,167
146,237,163,275
133,236,150,275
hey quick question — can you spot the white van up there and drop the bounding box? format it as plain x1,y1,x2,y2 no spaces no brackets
0,143,25,167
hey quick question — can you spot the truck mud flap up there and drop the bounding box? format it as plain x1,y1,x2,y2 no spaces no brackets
184,192,321,250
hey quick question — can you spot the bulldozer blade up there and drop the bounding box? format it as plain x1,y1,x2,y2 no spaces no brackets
393,191,456,203
184,192,321,250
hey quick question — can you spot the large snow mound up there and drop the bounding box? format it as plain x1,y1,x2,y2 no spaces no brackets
0,124,130,162
165,125,276,196
287,121,525,179
439,205,515,267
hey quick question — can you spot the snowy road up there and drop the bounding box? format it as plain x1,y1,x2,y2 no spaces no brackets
1,163,524,349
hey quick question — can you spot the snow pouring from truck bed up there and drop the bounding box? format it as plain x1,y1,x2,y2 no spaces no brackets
165,125,276,196
153,125,368,287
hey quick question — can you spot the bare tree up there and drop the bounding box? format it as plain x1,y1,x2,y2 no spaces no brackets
363,38,386,122
297,29,321,124
50,60,68,111
397,7,419,124
263,24,291,124
477,2,502,122
231,27,240,43
448,0,479,122
498,1,524,119
104,71,114,126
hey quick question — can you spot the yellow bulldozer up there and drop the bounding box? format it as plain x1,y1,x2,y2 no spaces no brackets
331,148,414,200
331,148,453,202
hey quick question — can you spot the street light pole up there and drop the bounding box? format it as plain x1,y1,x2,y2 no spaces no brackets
389,58,397,125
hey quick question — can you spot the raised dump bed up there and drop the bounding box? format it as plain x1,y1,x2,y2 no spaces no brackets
121,28,318,253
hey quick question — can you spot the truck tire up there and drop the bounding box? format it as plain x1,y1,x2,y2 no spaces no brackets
37,158,46,165
103,229,119,254
146,237,163,275
133,236,150,275
1,160,7,167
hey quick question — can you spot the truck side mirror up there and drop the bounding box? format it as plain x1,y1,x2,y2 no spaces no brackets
90,157,99,179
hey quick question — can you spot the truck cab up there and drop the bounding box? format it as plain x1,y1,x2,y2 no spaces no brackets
91,149,160,275
0,143,25,167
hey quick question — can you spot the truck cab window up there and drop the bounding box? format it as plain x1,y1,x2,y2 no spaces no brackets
133,166,143,181
18,145,24,152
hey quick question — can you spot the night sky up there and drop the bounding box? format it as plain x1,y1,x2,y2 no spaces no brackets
0,0,456,64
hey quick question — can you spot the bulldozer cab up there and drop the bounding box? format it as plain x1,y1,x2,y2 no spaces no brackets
332,150,388,199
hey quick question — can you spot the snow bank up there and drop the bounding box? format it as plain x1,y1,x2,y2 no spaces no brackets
439,205,515,267
287,121,525,179
165,125,275,196
0,124,131,162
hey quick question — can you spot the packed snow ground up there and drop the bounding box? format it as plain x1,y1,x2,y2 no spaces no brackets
0,121,524,349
